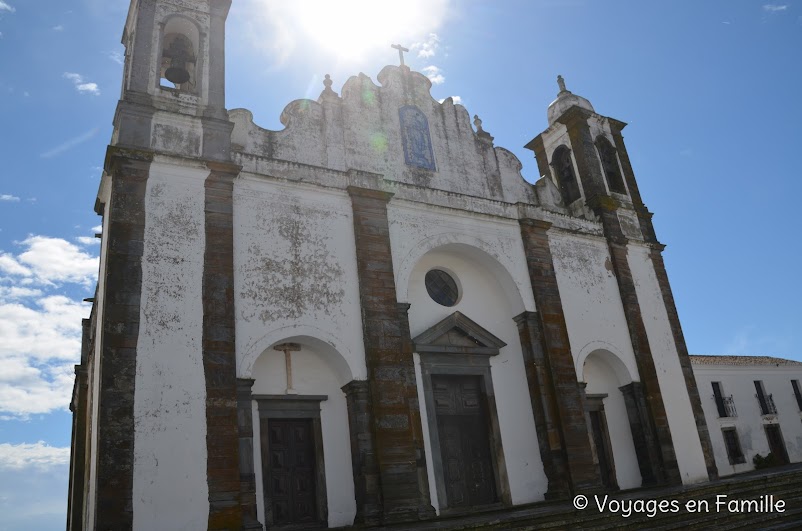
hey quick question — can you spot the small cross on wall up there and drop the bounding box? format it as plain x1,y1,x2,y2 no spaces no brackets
391,43,409,67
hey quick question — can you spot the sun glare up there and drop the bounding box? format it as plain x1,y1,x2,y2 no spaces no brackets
275,0,448,63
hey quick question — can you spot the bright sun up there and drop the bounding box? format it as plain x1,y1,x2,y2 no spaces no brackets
267,0,448,63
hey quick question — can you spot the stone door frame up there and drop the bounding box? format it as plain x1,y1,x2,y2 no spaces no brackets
255,395,329,528
413,311,512,513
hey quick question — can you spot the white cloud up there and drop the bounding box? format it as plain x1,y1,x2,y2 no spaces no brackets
0,1,15,13
62,72,100,96
105,50,124,65
0,286,42,299
763,4,787,12
412,33,440,58
0,236,96,417
0,194,20,202
0,254,32,277
0,442,70,470
438,95,462,105
91,225,102,233
75,236,99,245
40,127,99,159
422,65,445,85
52,25,64,31
1,236,98,286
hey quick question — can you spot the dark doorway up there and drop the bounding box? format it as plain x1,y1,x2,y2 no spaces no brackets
764,425,789,465
589,409,617,489
432,374,498,509
262,418,319,528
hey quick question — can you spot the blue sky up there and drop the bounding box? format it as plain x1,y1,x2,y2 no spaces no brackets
0,0,800,528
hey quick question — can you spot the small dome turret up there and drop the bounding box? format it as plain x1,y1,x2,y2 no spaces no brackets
547,75,594,125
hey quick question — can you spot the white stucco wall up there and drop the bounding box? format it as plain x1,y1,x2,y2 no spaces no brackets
549,232,640,382
132,161,209,531
628,244,708,484
233,177,366,382
404,245,547,509
388,201,536,315
693,363,802,476
251,346,356,528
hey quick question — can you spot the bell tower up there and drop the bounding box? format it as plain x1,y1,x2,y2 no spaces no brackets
526,77,719,485
114,0,233,160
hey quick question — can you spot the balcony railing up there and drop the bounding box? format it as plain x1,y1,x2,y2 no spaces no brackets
718,396,737,418
756,393,778,416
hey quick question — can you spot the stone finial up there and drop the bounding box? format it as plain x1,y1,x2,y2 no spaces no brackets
473,114,484,133
473,114,494,143
319,73,338,101
557,75,567,93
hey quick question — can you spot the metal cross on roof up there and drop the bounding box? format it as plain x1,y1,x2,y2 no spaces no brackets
391,44,409,67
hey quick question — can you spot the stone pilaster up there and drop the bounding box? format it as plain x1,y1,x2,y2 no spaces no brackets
592,213,681,486
203,161,243,530
347,185,434,523
619,382,662,485
559,110,681,486
342,380,383,525
398,303,436,519
95,148,152,529
513,311,571,499
236,379,263,530
648,247,718,480
518,219,601,493
67,363,89,531
607,120,717,481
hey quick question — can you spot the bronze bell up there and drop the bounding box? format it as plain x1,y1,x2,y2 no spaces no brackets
163,35,194,85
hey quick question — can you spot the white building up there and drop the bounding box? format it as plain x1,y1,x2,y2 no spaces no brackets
692,355,802,476
66,1,720,529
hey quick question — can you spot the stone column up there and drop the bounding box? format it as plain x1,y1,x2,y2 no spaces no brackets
518,219,601,493
236,379,262,530
513,311,571,499
620,382,661,486
342,380,382,525
347,186,434,523
203,161,243,530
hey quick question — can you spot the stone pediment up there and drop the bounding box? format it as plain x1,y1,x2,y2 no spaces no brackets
413,311,506,356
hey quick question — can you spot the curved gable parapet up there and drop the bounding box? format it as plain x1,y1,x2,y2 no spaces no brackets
230,65,540,205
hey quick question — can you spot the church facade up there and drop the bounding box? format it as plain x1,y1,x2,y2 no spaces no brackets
66,1,718,529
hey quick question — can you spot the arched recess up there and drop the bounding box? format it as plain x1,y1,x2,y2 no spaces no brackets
582,348,642,491
158,15,203,94
595,136,627,195
395,232,534,316
550,145,582,205
248,333,358,528
238,324,361,383
576,341,639,385
403,236,548,509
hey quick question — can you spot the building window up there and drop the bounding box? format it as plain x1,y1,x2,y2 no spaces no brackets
722,428,745,465
754,380,777,415
595,136,627,195
425,269,460,307
792,380,802,412
550,146,581,205
712,381,737,418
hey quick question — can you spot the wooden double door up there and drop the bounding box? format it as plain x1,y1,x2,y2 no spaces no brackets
262,418,320,528
432,374,498,509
